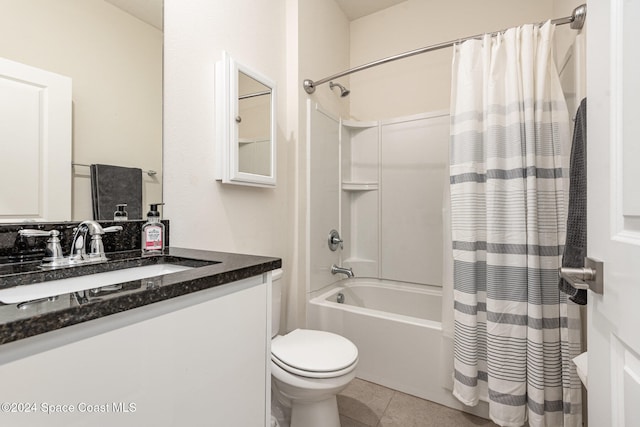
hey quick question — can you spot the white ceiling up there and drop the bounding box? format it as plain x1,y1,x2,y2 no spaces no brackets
104,0,163,30
334,0,407,21
103,0,407,32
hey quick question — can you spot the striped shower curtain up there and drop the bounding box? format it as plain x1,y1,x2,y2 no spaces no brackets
449,22,582,427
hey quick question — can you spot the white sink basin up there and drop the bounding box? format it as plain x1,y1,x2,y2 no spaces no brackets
0,264,193,305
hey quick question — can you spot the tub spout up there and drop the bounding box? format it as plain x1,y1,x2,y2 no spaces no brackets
331,264,354,278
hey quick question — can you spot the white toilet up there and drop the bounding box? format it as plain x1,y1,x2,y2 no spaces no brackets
271,269,358,427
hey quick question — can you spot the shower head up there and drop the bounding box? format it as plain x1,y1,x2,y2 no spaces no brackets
329,81,350,97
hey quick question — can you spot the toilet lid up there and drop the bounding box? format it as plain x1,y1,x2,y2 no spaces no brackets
271,329,358,374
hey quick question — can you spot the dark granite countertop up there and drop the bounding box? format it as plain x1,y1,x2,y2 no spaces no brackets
0,247,281,345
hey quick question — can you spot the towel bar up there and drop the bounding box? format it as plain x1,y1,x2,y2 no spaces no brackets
72,163,157,177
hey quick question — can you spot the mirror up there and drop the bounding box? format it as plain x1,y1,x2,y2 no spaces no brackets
0,0,163,221
238,72,273,176
216,52,276,187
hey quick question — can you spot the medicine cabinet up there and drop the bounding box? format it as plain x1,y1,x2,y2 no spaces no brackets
215,52,276,187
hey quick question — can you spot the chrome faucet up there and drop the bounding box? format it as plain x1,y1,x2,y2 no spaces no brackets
18,221,122,269
331,264,354,278
70,221,122,263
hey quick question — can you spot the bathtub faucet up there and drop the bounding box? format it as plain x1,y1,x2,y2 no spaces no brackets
331,264,354,278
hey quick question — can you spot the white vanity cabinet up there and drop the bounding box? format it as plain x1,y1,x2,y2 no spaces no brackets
0,274,272,427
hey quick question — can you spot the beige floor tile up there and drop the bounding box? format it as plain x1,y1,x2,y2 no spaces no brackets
338,378,395,426
378,391,499,427
340,414,371,427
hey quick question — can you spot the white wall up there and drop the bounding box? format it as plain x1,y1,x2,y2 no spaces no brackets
163,0,293,323
0,0,162,220
349,0,555,120
298,1,351,121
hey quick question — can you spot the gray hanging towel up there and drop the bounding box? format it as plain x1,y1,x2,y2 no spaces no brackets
90,164,143,220
559,98,587,305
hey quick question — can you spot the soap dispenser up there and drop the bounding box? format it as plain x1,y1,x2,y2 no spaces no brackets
141,203,165,254
114,204,128,221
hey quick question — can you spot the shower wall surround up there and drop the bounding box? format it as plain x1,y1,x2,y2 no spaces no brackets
342,111,450,285
308,102,449,292
308,103,341,293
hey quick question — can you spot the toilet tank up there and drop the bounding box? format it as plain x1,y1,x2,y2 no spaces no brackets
271,269,283,338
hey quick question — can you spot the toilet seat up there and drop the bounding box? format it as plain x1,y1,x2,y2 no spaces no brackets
271,329,358,379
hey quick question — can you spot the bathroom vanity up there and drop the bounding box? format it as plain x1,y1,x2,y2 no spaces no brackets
0,230,280,427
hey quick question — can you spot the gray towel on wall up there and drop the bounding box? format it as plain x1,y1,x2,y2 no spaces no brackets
559,98,587,305
90,164,143,220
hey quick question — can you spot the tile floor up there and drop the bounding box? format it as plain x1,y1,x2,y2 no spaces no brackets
337,378,500,427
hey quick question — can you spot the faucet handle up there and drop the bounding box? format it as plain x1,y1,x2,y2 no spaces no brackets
85,226,122,261
328,229,344,251
87,234,107,260
18,229,59,238
18,229,64,264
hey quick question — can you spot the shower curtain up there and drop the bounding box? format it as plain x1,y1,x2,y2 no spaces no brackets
449,22,582,427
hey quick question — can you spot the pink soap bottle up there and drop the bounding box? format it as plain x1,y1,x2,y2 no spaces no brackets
141,203,165,254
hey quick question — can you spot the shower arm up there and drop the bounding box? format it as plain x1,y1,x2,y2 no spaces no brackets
303,4,586,94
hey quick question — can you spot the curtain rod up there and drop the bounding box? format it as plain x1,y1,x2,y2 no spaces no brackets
303,4,586,94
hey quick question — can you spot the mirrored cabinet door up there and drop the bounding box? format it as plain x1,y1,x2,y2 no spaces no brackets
216,52,276,187
238,71,272,177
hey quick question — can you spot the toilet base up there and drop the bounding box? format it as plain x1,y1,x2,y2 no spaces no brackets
271,387,291,427
290,396,340,427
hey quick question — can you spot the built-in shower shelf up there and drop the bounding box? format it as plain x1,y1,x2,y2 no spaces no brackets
342,181,379,191
342,119,378,129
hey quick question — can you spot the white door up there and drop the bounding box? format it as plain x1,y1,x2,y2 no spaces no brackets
587,1,640,425
0,57,71,222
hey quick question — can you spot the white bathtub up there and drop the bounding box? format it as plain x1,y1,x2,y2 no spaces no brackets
308,278,488,417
